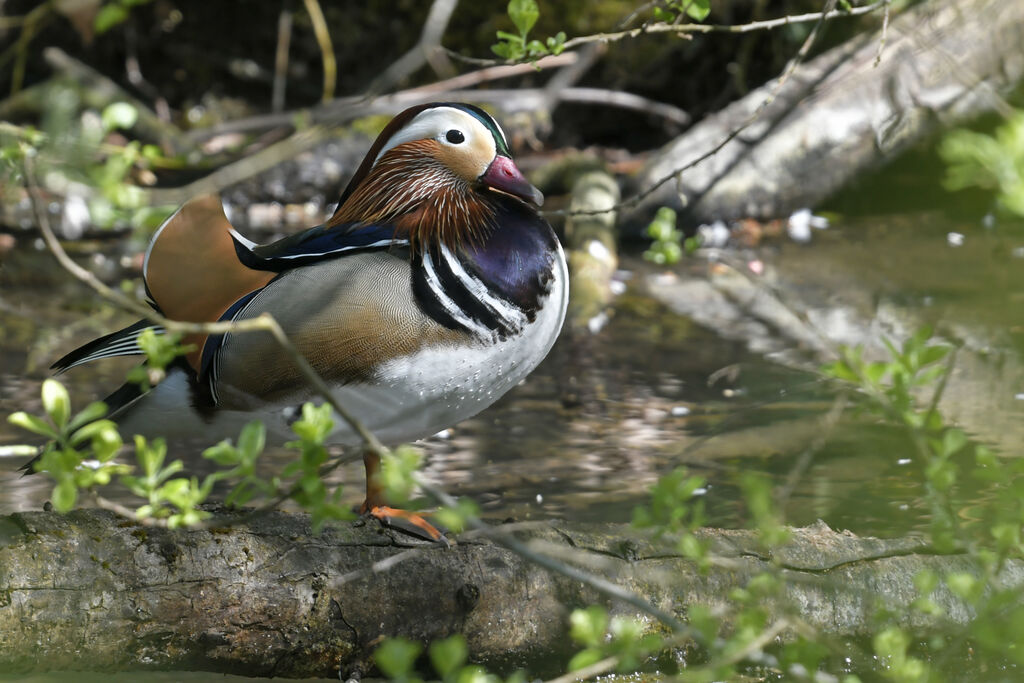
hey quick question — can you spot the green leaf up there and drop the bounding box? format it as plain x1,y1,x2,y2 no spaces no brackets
524,39,548,57
374,637,423,679
685,0,711,21
94,3,129,34
495,30,524,44
863,361,888,385
491,42,517,60
52,478,78,512
433,497,480,534
101,102,139,133
78,420,122,461
508,0,539,37
569,606,608,648
567,647,603,671
429,634,468,679
68,401,108,433
821,360,858,383
918,343,951,367
914,569,939,595
41,379,71,430
873,626,909,660
945,572,978,601
8,411,58,439
941,428,967,457
136,435,159,476
237,421,266,460
381,446,423,506
203,441,241,467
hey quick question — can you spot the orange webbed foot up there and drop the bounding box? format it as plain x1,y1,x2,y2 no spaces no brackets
361,504,449,546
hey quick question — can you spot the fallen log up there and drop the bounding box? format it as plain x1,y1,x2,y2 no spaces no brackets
1,508,1017,678
623,0,1024,228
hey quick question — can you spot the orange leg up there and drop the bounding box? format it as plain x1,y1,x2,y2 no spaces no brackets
359,449,446,543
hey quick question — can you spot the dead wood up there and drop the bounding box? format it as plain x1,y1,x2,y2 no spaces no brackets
1,509,1019,678
624,0,1024,228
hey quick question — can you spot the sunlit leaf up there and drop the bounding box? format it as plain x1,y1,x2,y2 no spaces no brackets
41,379,71,430
569,606,608,648
68,401,108,433
685,0,711,21
374,637,422,679
8,412,58,439
237,421,266,460
429,634,468,678
94,3,128,34
942,428,967,458
52,478,78,512
101,102,139,132
508,0,539,37
567,647,603,672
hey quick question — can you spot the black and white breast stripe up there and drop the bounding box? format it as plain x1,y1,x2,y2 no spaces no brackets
413,244,530,341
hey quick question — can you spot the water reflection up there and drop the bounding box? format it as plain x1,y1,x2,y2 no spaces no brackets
0,216,1020,541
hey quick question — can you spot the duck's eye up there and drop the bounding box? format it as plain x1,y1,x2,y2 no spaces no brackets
445,129,465,144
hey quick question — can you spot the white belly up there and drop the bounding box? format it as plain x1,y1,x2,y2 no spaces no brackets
324,240,568,445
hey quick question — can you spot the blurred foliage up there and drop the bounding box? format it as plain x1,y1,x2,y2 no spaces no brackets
491,0,567,61
643,206,701,264
940,110,1024,218
7,376,358,530
0,92,176,231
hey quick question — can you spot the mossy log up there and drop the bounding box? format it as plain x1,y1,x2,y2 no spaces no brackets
624,0,1024,228
1,509,1019,678
557,168,619,409
564,170,619,335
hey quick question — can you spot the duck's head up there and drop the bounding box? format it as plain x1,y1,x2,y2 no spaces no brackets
329,102,543,248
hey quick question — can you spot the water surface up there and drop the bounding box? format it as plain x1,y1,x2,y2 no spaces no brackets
3,213,1020,542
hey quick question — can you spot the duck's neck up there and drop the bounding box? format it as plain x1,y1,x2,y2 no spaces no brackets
411,195,559,338
330,145,496,252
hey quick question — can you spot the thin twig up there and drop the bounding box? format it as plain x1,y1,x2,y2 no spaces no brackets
367,0,459,95
301,0,336,102
419,481,688,631
873,0,891,66
151,85,685,204
546,0,869,218
272,5,294,113
182,54,576,144
402,52,577,95
775,395,847,511
446,0,884,67
333,519,552,584
543,655,620,683
568,1,879,46
89,448,363,530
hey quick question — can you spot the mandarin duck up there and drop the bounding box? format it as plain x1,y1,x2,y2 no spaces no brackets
46,102,568,539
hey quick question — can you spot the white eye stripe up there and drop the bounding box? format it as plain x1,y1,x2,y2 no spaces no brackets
373,107,496,166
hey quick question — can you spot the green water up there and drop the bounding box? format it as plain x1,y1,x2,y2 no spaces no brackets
2,210,1024,681
2,214,1022,535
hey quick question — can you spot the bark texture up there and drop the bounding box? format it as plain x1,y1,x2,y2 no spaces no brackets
1,509,1020,677
624,0,1024,228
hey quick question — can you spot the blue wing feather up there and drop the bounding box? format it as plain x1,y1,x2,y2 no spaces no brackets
231,222,408,271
